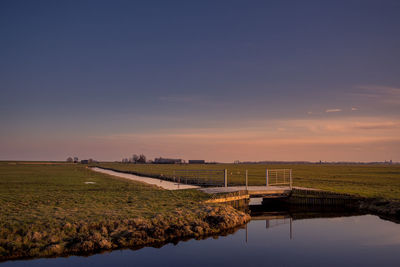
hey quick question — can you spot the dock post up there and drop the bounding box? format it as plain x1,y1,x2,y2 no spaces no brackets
266,169,269,187
224,169,228,187
245,170,248,190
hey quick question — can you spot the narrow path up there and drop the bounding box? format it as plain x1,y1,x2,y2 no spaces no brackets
90,167,200,190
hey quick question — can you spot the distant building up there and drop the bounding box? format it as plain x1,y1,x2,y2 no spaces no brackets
188,160,205,164
80,159,97,164
154,157,182,164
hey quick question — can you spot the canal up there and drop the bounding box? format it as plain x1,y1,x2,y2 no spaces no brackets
2,206,399,267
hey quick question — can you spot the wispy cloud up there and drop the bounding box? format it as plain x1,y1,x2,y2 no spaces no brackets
357,85,400,95
325,108,342,113
309,107,358,115
354,121,400,130
354,85,400,104
99,116,400,141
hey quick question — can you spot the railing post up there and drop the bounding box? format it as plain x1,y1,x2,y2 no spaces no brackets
283,169,286,184
245,170,248,190
224,169,228,187
290,169,293,189
266,169,269,187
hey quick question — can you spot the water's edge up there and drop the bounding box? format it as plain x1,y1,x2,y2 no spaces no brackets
0,205,250,262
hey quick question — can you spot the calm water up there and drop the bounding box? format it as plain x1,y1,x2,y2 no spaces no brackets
2,211,400,267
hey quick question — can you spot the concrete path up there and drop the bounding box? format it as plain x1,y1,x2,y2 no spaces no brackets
91,167,200,190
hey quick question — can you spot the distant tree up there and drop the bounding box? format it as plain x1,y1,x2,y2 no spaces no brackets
122,158,129,163
66,157,73,163
137,154,146,163
131,154,139,163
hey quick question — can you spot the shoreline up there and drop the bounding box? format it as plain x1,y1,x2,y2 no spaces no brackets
2,197,399,262
357,198,400,223
0,205,250,261
2,198,399,262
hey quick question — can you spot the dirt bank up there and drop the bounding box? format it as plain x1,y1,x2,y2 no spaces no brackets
0,205,250,261
357,199,400,223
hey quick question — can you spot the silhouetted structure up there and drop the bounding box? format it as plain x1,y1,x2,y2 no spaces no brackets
154,157,182,164
188,160,205,164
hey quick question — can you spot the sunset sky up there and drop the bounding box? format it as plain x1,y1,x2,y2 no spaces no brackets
1,0,399,162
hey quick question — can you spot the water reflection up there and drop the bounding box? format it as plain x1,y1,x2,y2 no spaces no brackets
247,204,362,242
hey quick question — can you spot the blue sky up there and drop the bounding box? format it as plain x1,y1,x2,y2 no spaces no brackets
1,0,399,162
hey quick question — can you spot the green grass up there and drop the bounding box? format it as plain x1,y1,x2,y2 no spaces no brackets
0,163,207,222
0,162,210,258
96,162,400,200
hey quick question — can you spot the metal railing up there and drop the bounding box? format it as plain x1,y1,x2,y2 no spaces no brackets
266,169,292,188
171,168,293,188
173,169,227,187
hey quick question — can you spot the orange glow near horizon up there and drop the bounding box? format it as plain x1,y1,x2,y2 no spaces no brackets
2,116,399,162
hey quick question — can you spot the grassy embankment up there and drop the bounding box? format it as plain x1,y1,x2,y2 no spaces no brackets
0,162,249,260
96,163,400,200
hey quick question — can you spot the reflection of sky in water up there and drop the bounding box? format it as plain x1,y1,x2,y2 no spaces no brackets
2,215,400,267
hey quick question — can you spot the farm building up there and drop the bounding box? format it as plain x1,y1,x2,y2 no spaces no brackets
188,160,205,164
80,159,97,164
154,157,182,164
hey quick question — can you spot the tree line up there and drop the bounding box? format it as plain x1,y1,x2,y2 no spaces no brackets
122,154,147,164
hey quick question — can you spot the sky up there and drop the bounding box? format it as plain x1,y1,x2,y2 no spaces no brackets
1,0,399,162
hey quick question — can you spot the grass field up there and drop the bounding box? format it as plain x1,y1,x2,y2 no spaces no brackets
0,162,214,258
96,162,400,200
1,161,399,259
